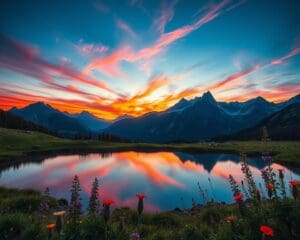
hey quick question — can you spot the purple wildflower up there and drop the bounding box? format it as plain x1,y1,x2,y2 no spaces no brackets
131,232,140,240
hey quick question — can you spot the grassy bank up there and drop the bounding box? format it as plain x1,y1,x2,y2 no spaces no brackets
1,127,300,164
1,184,300,240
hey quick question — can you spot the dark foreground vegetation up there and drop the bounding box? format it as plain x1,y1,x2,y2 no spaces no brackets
1,145,300,240
1,128,300,165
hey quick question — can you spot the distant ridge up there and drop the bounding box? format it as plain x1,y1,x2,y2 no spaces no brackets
107,92,300,142
213,103,300,141
9,102,91,138
3,92,300,142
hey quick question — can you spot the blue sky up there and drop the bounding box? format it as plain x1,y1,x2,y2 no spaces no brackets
0,0,299,119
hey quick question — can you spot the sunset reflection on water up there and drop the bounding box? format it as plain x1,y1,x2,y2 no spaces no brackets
0,152,299,212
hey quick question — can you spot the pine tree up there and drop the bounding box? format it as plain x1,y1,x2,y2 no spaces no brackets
68,175,82,234
88,177,100,216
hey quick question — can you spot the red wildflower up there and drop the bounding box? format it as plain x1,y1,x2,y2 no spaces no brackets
260,225,274,237
46,223,56,229
103,199,114,206
290,180,300,187
226,215,237,223
266,184,274,190
233,193,243,201
136,193,147,199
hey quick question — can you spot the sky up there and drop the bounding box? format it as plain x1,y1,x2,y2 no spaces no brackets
0,0,299,120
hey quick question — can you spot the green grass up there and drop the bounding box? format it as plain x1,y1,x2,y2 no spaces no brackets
1,185,300,240
1,127,300,164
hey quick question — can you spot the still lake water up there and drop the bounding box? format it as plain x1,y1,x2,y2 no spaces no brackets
0,152,299,212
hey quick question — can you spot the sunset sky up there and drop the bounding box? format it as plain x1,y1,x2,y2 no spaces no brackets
0,0,299,119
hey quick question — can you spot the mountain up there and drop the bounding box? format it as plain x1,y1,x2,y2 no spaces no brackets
167,98,192,112
6,92,300,142
0,109,50,133
65,111,111,132
107,92,235,142
214,103,300,141
107,92,300,142
9,102,90,138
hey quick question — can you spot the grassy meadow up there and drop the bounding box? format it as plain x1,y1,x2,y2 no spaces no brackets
1,127,300,239
1,128,300,165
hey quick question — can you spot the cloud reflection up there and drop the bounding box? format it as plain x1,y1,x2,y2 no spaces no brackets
0,152,299,212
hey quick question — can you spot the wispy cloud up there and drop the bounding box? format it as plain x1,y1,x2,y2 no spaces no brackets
93,0,110,13
153,0,178,34
0,35,117,95
116,18,138,39
74,43,108,56
84,0,232,77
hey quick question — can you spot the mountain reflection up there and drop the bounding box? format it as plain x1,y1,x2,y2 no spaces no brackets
0,152,299,212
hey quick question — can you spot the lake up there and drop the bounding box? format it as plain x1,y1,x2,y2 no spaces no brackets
0,152,299,212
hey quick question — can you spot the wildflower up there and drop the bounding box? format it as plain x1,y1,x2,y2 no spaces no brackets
46,223,55,240
290,180,300,199
233,193,243,202
131,232,140,240
266,184,274,199
53,211,65,234
103,199,115,206
46,223,56,229
103,199,114,223
234,193,245,216
262,155,273,163
88,177,100,216
53,211,66,216
226,215,237,223
228,175,241,196
290,180,300,187
68,175,82,234
260,225,274,237
136,193,147,200
240,154,257,198
136,193,147,216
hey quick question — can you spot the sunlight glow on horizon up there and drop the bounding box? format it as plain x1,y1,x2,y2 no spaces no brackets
0,0,299,119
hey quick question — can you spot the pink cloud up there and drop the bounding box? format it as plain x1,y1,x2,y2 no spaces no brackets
0,35,117,95
270,47,300,66
75,43,108,56
153,0,178,34
116,19,138,39
84,0,231,77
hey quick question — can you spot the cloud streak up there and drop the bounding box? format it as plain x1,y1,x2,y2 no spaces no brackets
116,19,138,39
153,0,178,34
0,35,119,96
84,0,231,77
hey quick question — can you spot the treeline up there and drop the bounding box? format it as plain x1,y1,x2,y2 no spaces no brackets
73,132,131,143
0,109,130,142
0,109,54,135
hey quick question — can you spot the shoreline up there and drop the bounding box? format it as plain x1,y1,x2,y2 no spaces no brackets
1,128,300,167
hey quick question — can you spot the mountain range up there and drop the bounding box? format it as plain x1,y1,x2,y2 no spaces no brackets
5,92,300,141
9,102,106,138
107,92,300,142
214,103,300,141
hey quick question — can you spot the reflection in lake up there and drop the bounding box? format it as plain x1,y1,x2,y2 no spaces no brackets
0,152,299,212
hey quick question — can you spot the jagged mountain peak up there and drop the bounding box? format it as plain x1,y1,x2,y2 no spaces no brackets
202,91,214,100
